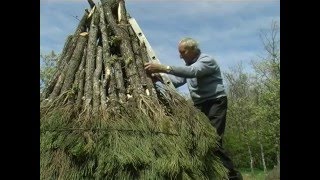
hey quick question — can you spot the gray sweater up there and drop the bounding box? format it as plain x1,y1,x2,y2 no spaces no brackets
168,53,226,105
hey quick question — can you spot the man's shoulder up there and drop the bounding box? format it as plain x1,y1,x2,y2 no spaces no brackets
199,53,216,63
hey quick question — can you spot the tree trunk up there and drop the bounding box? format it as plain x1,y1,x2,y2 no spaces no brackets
139,42,157,96
113,56,126,102
259,142,267,173
84,8,99,116
128,26,151,96
76,48,87,110
72,46,87,105
93,46,103,115
98,5,111,110
277,150,280,166
247,143,254,175
61,35,88,93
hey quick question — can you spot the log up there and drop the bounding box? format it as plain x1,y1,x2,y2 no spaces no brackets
72,45,87,104
48,11,90,100
99,5,112,107
84,8,99,113
108,64,118,103
93,46,103,114
112,56,126,102
61,35,88,93
76,48,87,109
128,26,152,96
140,42,158,96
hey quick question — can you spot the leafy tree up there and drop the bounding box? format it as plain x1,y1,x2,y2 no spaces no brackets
223,20,280,172
251,20,280,167
40,50,59,91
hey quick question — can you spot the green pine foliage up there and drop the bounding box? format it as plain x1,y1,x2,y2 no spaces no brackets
41,91,228,179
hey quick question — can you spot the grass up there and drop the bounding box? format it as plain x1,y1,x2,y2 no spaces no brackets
240,168,268,180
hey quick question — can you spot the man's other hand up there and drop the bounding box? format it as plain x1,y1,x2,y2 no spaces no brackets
144,62,167,73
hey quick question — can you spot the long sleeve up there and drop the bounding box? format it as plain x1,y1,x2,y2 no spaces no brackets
167,74,186,88
169,55,218,78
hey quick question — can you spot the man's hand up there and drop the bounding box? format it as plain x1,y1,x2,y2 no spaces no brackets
144,62,167,73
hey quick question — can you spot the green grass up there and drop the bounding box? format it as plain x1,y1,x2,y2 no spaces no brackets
240,168,268,180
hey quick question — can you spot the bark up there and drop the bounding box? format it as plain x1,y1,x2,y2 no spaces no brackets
61,35,88,93
108,64,117,104
113,56,126,102
102,1,140,98
100,74,107,110
100,0,119,14
276,150,280,166
49,54,74,100
48,11,90,101
128,26,148,95
247,143,254,175
93,46,103,114
76,49,87,110
259,142,267,173
72,46,87,105
84,9,99,114
139,42,158,96
99,5,112,107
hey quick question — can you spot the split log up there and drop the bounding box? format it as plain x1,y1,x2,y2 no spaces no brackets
140,42,158,96
99,5,112,108
113,56,126,102
76,48,87,109
93,46,103,114
84,8,99,114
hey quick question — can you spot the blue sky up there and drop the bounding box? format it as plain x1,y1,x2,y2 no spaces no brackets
40,0,280,93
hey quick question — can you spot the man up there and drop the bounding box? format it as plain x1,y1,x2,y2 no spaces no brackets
144,37,243,180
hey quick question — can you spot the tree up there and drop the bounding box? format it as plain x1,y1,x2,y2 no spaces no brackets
223,20,280,173
251,20,280,168
40,50,59,91
224,62,258,173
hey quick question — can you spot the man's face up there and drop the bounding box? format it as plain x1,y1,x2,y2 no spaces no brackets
178,44,193,64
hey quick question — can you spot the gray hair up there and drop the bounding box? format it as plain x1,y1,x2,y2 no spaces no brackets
179,37,200,53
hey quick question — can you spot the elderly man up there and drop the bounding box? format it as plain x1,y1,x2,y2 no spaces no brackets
145,37,243,180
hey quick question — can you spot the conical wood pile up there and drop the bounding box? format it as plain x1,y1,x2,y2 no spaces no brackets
40,0,228,179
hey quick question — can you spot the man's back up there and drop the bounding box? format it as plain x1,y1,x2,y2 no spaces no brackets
169,53,227,104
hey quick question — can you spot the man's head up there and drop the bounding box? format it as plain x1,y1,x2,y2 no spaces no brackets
178,37,201,64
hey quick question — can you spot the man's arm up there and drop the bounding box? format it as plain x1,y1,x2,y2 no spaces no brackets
170,56,218,78
167,74,186,88
144,56,218,79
